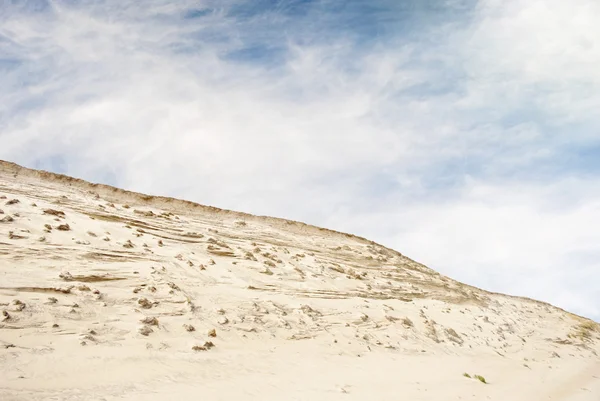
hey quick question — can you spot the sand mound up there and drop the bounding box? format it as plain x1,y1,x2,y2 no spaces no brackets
0,160,598,400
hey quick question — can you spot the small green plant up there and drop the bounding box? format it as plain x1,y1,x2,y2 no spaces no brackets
570,321,599,341
464,373,487,383
579,321,598,331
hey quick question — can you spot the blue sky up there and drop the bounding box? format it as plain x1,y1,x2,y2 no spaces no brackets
1,0,599,320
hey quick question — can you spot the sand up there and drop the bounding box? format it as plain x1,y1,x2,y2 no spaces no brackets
1,160,599,400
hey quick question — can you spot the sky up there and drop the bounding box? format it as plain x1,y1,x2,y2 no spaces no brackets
1,0,599,320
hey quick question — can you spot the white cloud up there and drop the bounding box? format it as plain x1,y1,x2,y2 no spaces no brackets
457,0,600,125
323,177,600,319
0,0,599,319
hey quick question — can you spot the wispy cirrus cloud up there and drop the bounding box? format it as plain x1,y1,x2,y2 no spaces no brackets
1,0,599,319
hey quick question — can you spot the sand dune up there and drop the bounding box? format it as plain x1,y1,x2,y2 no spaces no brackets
1,160,599,400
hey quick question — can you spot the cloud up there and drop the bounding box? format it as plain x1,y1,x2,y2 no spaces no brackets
0,0,599,319
327,177,600,318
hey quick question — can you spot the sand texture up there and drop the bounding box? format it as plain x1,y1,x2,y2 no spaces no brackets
1,160,599,400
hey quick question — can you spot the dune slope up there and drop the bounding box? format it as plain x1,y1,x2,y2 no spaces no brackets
1,160,599,401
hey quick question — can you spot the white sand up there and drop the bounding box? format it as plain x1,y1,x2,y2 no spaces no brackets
1,160,599,401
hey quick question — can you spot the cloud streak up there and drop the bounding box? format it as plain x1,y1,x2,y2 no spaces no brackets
1,0,599,319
